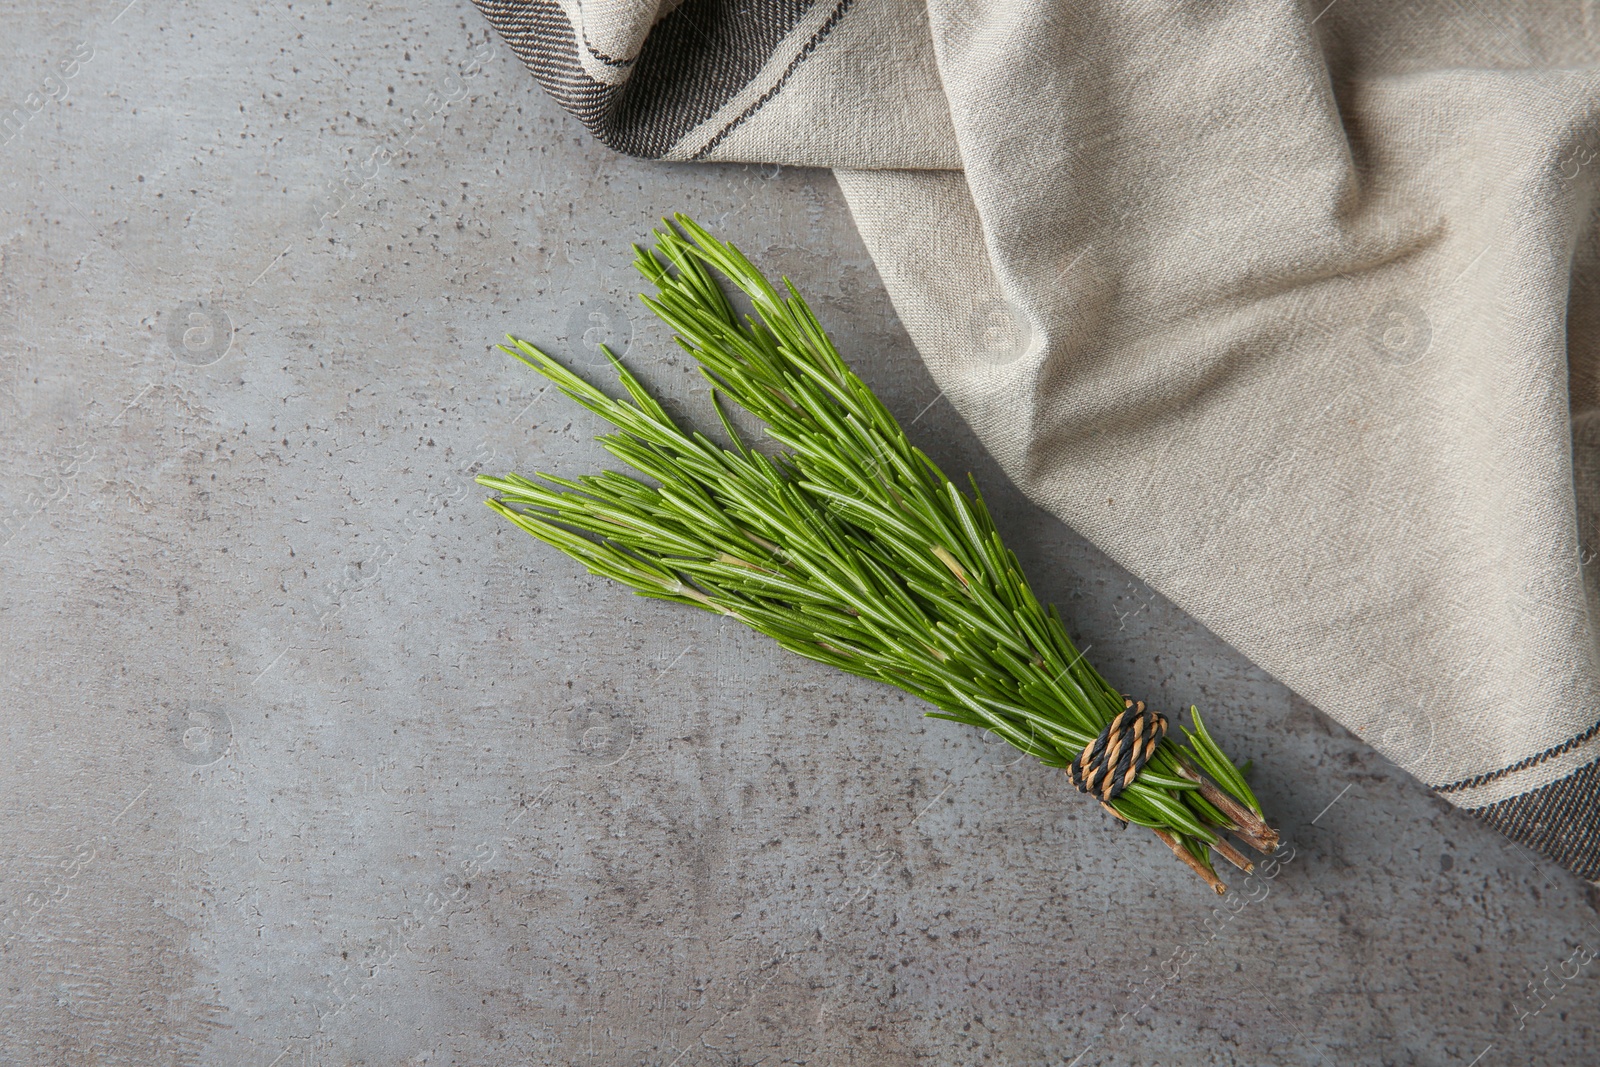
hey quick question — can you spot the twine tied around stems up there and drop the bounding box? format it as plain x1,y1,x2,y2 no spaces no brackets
1069,698,1167,802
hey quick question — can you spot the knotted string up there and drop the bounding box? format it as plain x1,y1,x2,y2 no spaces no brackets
1069,698,1167,802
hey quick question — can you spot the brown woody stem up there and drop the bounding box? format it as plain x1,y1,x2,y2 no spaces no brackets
1210,837,1254,874
1152,828,1227,895
1175,757,1280,855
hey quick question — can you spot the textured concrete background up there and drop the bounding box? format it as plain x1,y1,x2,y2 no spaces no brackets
2,2,1599,1064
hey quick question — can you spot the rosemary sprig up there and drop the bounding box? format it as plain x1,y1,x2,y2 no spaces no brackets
479,216,1278,891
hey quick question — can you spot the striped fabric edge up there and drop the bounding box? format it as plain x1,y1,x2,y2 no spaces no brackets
473,0,824,159
681,0,856,161
1434,717,1600,796
1467,756,1600,883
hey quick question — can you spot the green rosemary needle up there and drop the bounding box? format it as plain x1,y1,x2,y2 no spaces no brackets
478,216,1278,892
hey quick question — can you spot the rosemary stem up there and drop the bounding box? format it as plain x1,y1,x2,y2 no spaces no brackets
1152,828,1228,895
1175,757,1280,854
1210,837,1255,874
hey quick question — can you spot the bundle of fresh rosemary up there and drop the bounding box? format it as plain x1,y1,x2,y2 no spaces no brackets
479,217,1278,892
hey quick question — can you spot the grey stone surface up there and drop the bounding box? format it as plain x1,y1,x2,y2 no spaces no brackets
2,2,1598,1064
